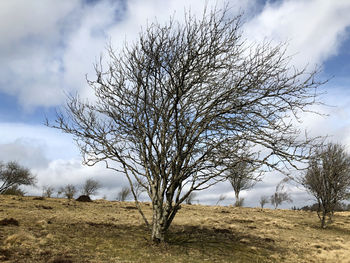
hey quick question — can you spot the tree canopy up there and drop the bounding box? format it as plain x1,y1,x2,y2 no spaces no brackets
0,161,35,194
49,7,323,242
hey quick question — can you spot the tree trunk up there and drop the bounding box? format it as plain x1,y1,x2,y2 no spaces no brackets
235,192,240,207
321,212,326,228
151,202,167,243
152,221,166,242
317,202,327,228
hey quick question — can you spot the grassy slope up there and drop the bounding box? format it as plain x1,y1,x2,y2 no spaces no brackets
0,195,350,263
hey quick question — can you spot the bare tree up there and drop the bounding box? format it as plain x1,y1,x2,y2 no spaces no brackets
42,185,55,198
226,160,260,206
81,178,101,197
48,6,323,242
60,184,77,200
302,143,350,228
132,179,147,199
185,192,196,205
0,161,36,194
117,186,131,201
270,178,292,209
57,188,63,198
215,194,226,206
259,195,269,208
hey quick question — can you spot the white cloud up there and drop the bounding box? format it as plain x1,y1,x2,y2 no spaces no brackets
62,0,122,101
0,0,79,47
0,122,79,160
244,0,350,68
1,0,350,109
0,0,257,108
0,138,49,169
0,0,81,108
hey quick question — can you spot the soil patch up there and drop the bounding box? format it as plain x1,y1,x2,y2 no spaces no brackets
124,206,138,210
33,197,45,200
36,204,53,210
0,218,19,226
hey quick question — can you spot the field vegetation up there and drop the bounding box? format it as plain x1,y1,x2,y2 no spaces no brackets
1,195,350,262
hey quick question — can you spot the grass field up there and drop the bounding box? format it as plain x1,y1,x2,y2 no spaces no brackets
1,195,350,262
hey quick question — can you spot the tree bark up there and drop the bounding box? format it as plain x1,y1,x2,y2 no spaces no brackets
235,192,240,207
321,213,326,228
151,203,167,242
151,220,166,243
317,204,327,228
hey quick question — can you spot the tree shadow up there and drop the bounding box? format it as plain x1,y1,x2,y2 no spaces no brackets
164,224,285,259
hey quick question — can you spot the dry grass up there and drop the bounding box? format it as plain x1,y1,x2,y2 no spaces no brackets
1,195,350,262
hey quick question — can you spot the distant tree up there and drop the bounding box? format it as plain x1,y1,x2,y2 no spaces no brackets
60,184,77,200
215,194,226,206
117,187,131,201
42,185,55,198
2,185,25,196
226,160,260,206
301,203,319,212
48,6,324,242
301,202,349,212
302,143,350,228
57,188,63,198
185,192,197,205
259,195,269,208
346,204,350,211
0,161,36,194
81,178,101,197
132,179,147,199
270,178,292,209
271,192,292,209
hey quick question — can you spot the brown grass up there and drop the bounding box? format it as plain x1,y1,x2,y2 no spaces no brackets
0,195,350,262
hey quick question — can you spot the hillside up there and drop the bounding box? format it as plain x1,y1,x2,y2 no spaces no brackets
0,195,349,262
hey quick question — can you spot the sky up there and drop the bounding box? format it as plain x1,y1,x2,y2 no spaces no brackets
1,0,350,208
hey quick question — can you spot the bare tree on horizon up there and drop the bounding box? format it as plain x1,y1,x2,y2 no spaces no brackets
270,178,293,209
117,186,131,201
302,143,350,228
0,161,36,194
226,160,261,206
81,178,101,197
259,195,269,208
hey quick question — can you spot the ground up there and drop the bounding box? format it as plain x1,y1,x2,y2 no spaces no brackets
0,195,350,262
